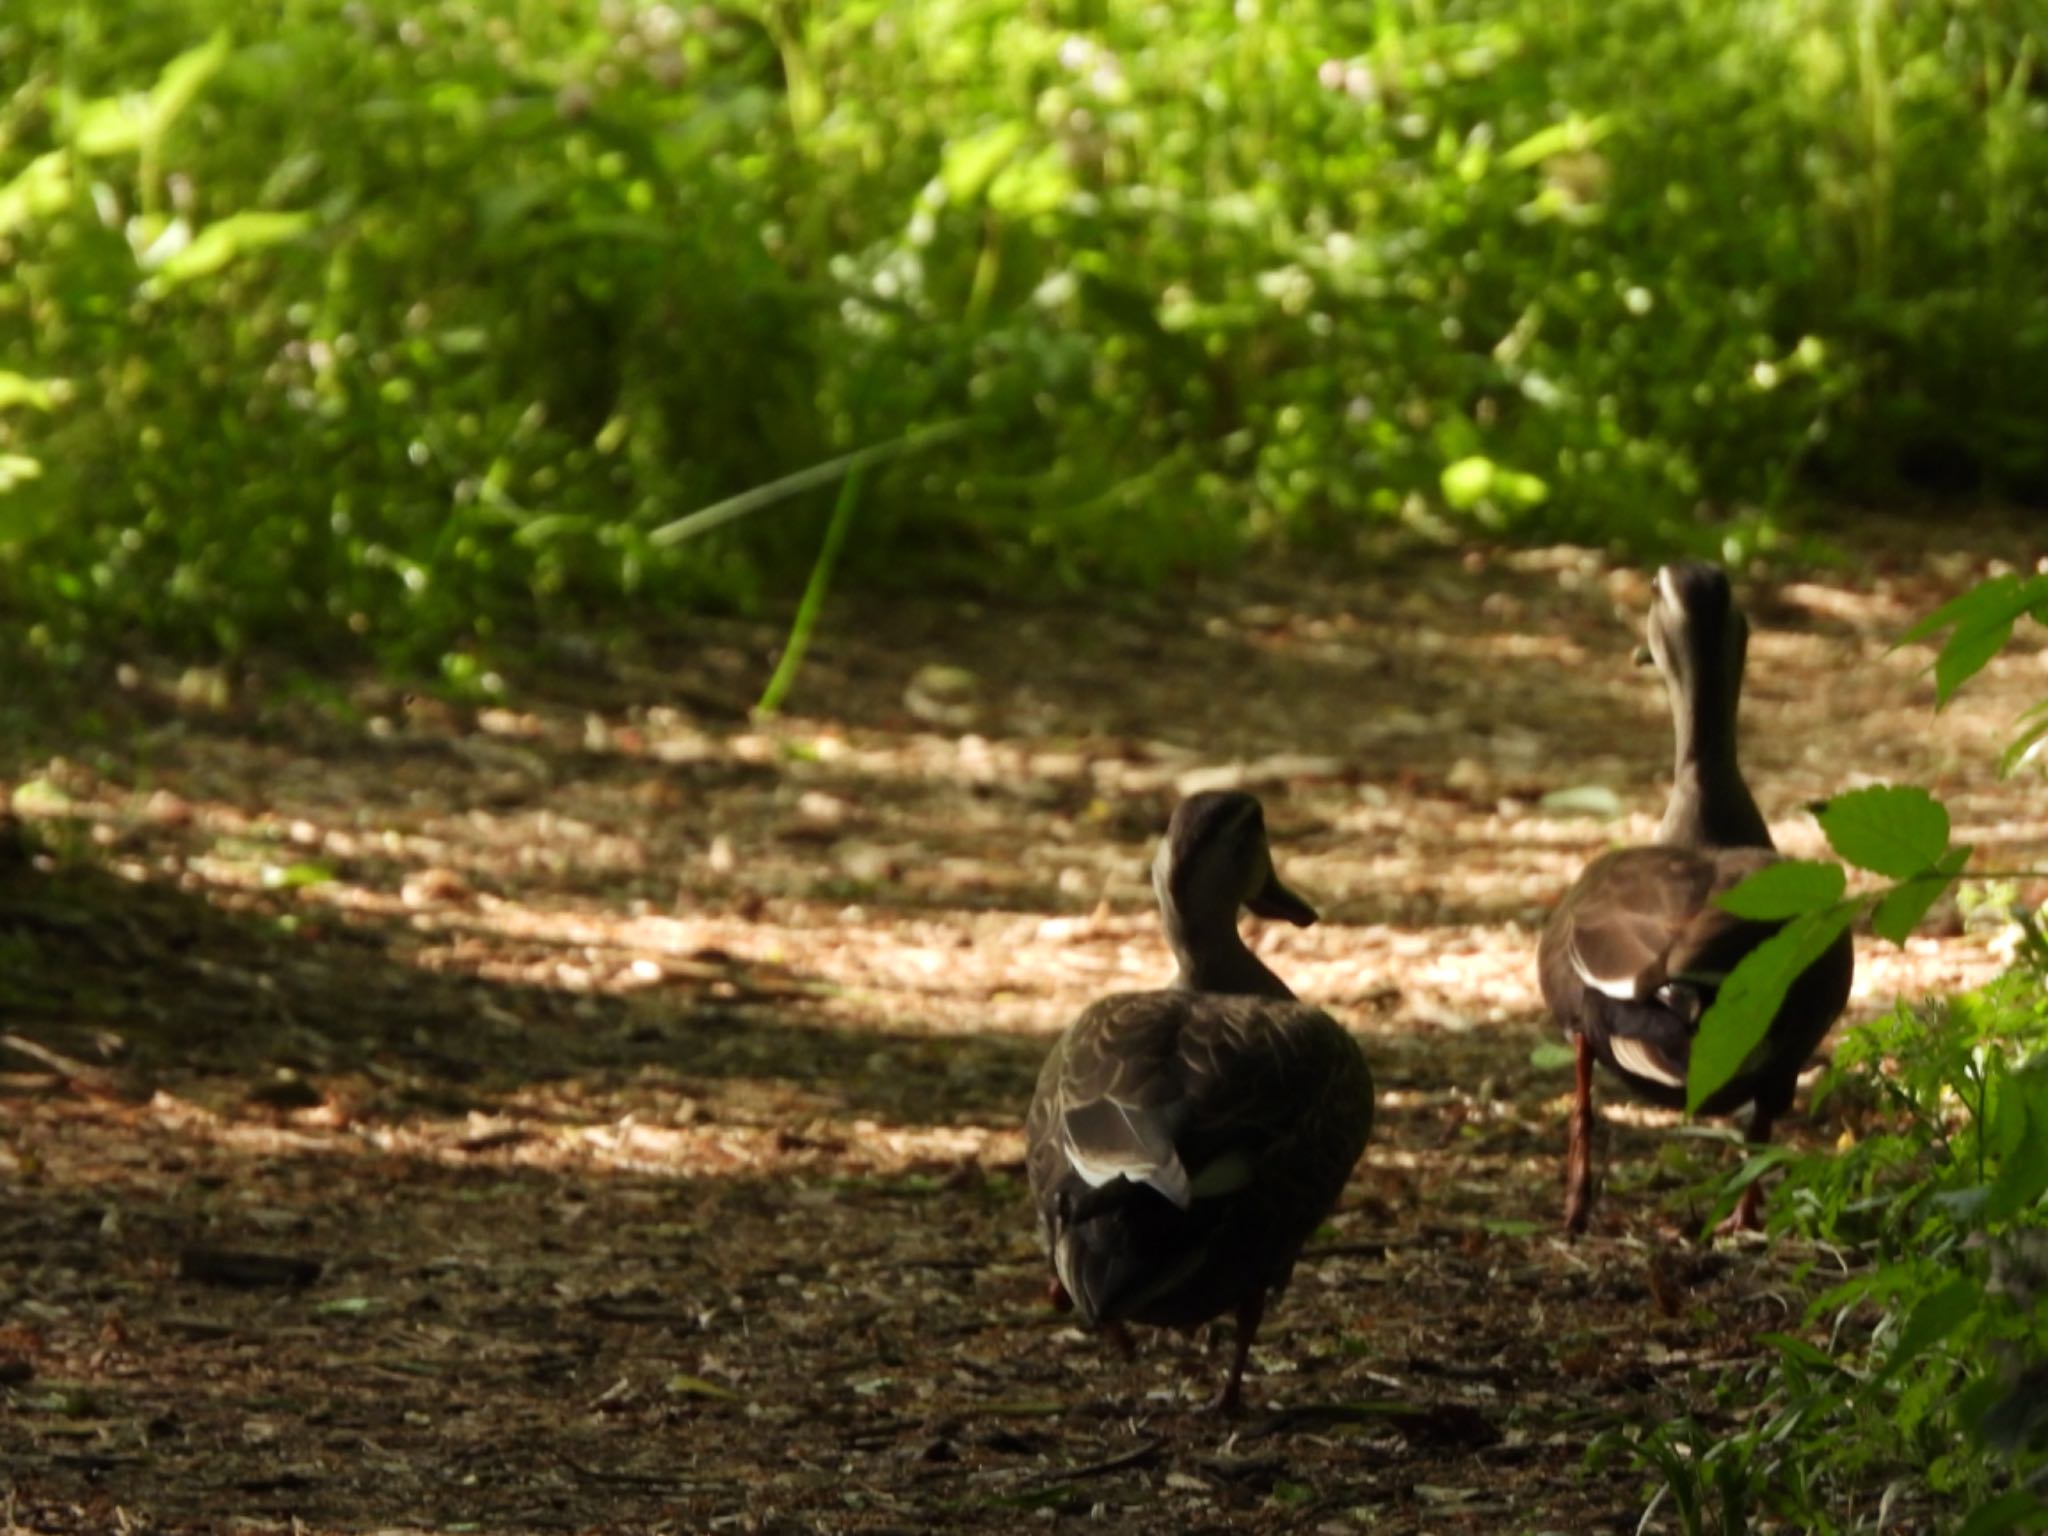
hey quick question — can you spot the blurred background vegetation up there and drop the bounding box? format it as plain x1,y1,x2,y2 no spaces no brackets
1,0,2043,675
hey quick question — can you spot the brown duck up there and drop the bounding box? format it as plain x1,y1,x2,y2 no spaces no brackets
1539,562,1854,1234
1026,791,1375,1413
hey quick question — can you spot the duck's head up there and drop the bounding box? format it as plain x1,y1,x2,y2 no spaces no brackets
1643,560,1749,700
1153,790,1318,930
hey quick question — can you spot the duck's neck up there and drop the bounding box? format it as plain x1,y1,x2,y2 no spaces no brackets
1659,672,1773,850
1163,910,1297,1000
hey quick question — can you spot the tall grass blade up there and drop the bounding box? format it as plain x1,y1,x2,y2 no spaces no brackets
648,420,967,549
754,462,863,717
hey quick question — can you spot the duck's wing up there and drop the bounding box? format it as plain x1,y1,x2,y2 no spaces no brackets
1540,847,1722,1092
1026,991,1374,1323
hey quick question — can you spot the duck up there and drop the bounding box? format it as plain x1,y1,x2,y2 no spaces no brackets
1025,790,1375,1414
1538,561,1854,1234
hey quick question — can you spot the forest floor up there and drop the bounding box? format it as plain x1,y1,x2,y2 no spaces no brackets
3,526,2046,1535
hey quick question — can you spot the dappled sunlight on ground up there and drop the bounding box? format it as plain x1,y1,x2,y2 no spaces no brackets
3,537,2045,1531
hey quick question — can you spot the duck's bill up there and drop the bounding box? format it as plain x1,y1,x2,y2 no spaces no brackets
1247,872,1318,927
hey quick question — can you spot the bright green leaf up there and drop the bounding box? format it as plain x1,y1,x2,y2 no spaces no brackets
1899,573,2048,706
0,454,43,494
1499,113,1613,171
987,145,1075,217
1819,785,1951,877
1440,455,1548,512
1440,456,1495,508
940,122,1028,206
1528,1041,1577,1071
1717,859,1845,920
148,31,233,143
1870,846,1971,944
1687,904,1855,1112
0,374,63,412
262,862,335,890
0,151,71,235
148,210,314,284
72,96,151,157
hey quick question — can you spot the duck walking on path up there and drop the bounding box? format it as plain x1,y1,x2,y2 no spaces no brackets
1539,562,1854,1235
1026,791,1375,1414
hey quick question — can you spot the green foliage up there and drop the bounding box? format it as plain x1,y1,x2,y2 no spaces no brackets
1900,572,2048,709
1691,782,1968,1111
1,1,2045,666
1819,785,1954,881
1607,937,2048,1530
1620,581,2048,1533
1717,859,1846,920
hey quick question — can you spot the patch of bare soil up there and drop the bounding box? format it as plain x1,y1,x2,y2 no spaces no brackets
2,535,2045,1534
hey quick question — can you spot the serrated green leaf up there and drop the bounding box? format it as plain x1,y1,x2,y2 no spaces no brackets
1898,573,2018,645
1878,1277,1978,1382
1898,573,2048,706
1870,846,1971,944
1717,859,1845,920
1937,615,2018,706
1819,785,1951,877
1687,904,1855,1112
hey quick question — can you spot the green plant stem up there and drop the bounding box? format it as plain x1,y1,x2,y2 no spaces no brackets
754,463,862,717
646,421,967,548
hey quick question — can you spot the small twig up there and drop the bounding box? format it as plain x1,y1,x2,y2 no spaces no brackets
0,1033,122,1095
1036,1437,1164,1484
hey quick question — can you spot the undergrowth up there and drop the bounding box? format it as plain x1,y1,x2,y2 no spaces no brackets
1600,574,2048,1534
0,1,2044,671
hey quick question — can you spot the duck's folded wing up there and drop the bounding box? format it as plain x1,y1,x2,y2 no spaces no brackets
1540,848,1721,1088
1032,993,1367,1211
1033,993,1200,1208
1545,848,1716,1001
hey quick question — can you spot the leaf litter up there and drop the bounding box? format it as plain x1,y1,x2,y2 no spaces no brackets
1,532,2044,1533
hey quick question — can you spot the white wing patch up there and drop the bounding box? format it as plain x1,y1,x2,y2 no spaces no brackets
1570,938,1641,1001
1609,1035,1687,1090
1062,1099,1192,1208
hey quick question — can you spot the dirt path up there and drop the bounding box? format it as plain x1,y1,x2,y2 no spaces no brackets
3,533,2045,1533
